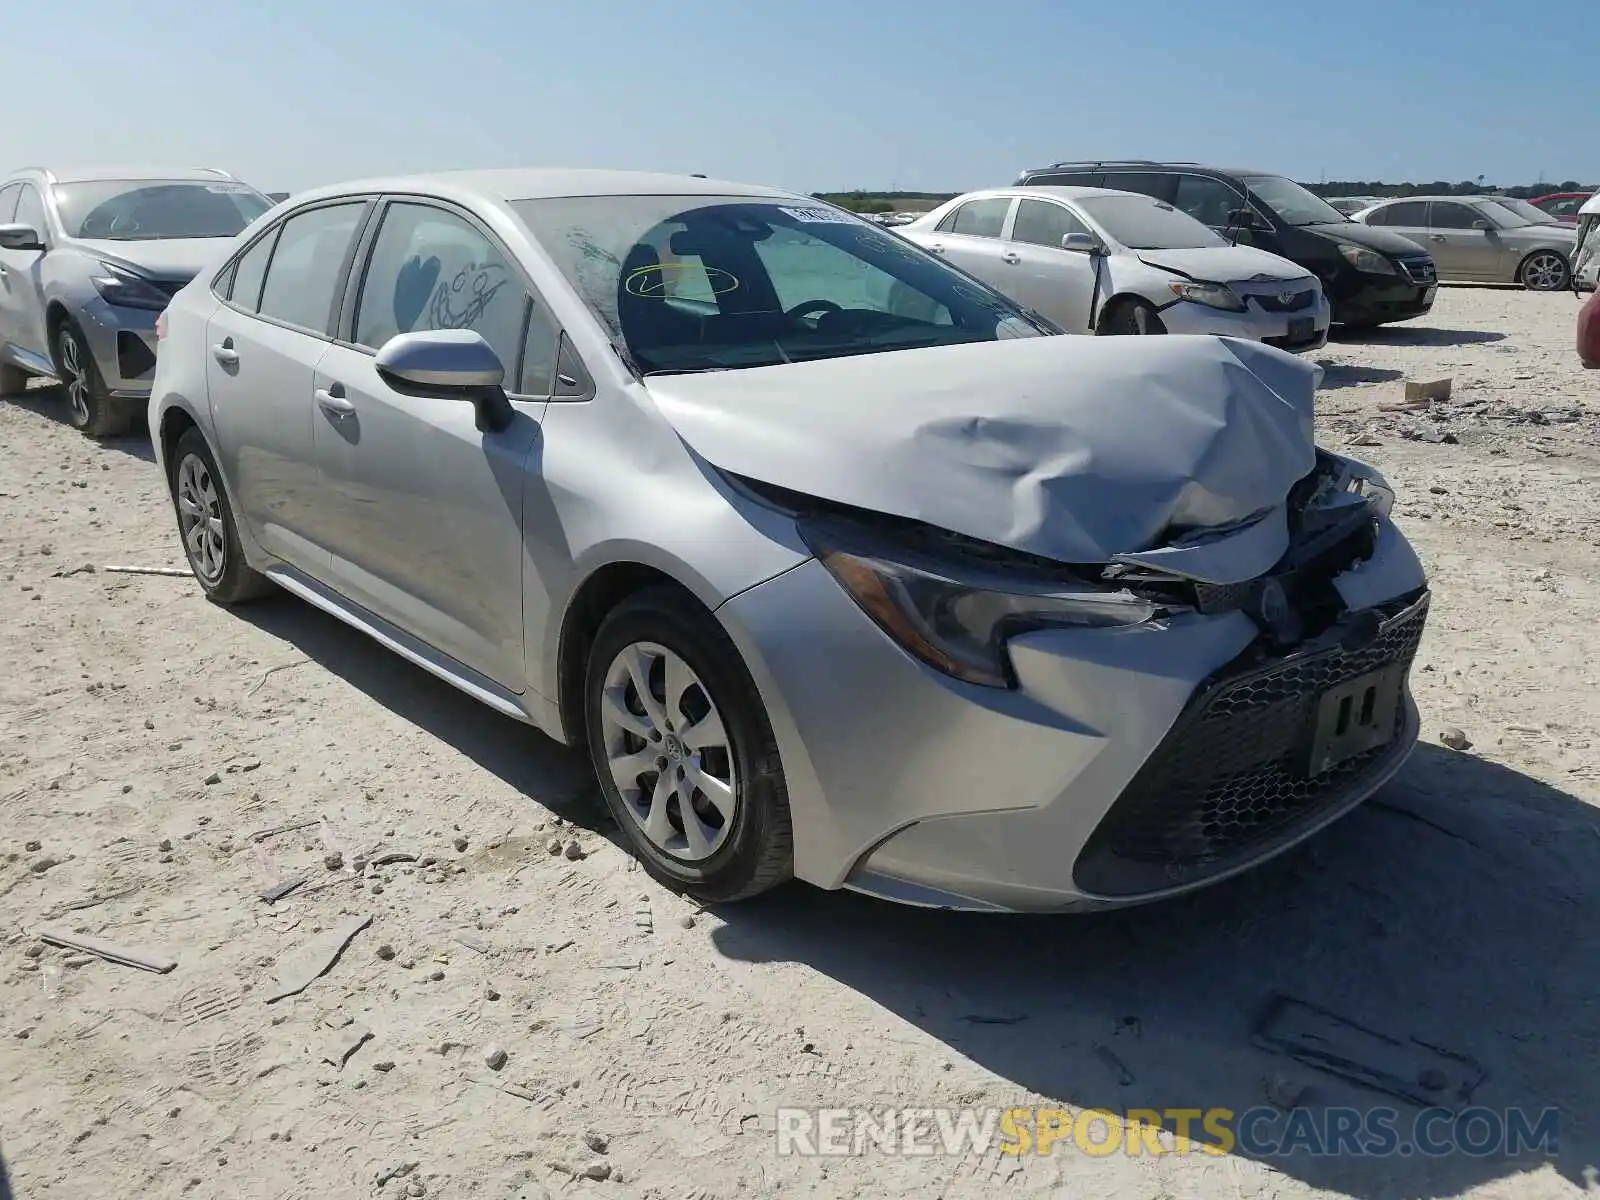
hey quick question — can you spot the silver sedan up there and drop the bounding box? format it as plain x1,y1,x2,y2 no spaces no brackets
149,169,1429,912
1352,196,1577,289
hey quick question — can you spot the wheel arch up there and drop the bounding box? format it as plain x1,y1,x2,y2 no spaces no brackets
554,561,708,747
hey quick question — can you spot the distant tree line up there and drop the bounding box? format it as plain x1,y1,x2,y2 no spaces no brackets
814,180,1593,214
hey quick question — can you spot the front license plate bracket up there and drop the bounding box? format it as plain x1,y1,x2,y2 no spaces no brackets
1306,664,1402,777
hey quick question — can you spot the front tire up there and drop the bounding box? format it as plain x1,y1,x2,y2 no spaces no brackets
584,586,793,903
1098,298,1167,335
167,427,272,605
1518,251,1569,292
55,318,135,438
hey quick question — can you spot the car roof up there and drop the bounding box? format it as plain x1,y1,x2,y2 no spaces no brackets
953,185,1147,204
1023,162,1278,179
1366,195,1501,204
285,168,793,207
26,166,240,185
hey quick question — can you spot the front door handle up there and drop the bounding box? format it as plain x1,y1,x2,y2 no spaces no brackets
928,243,945,254
316,383,355,417
1001,251,1021,264
1428,234,1446,242
211,338,239,366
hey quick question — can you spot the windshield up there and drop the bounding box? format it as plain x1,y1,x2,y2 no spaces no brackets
1242,176,1348,227
514,195,1045,374
1074,196,1227,250
1491,198,1555,227
53,180,273,241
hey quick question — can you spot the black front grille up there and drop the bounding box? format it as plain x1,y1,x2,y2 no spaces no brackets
1254,288,1316,313
1396,257,1436,285
1074,592,1429,897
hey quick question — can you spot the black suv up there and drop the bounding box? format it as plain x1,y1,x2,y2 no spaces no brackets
1014,161,1437,328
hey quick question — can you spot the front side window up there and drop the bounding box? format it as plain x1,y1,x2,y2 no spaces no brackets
52,180,271,241
354,203,529,378
514,195,1043,376
256,203,366,333
14,186,47,238
1429,202,1481,230
946,198,1011,238
1010,199,1091,249
1241,176,1346,227
1074,196,1226,250
1172,175,1245,227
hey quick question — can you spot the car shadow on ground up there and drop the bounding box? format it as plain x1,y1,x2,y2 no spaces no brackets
712,746,1600,1198
3,383,155,463
1331,327,1507,348
235,595,613,834
1317,363,1405,388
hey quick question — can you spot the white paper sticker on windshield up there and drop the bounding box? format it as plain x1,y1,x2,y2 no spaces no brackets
205,183,252,194
779,205,855,225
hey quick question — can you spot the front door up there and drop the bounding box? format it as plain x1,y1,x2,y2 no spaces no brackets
0,185,53,367
1425,201,1501,280
312,199,548,690
1000,198,1098,332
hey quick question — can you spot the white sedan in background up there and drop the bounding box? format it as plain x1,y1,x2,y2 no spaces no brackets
898,187,1330,352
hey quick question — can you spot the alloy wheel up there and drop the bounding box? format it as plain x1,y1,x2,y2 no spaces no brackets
1522,252,1567,291
58,329,91,427
175,453,227,584
598,640,738,861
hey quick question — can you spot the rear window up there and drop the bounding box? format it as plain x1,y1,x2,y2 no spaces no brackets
53,180,272,241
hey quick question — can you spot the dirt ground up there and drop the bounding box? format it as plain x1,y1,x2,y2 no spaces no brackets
2,286,1598,1200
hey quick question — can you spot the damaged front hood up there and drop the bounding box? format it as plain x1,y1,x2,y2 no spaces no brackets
644,335,1319,581
1136,244,1308,283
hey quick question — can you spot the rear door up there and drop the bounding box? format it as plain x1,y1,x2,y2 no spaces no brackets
924,197,1014,282
311,197,547,690
999,198,1098,331
1426,201,1498,280
205,198,372,575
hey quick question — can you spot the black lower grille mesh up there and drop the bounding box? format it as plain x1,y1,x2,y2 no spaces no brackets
1075,592,1429,896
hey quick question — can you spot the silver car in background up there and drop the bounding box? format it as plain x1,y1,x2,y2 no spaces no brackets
1352,195,1578,290
898,188,1329,351
0,167,273,436
149,169,1428,913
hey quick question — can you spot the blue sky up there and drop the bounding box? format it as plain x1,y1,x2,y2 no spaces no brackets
5,0,1594,194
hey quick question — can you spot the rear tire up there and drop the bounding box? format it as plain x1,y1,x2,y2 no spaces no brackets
167,427,273,605
584,586,793,903
1098,298,1167,335
54,318,135,438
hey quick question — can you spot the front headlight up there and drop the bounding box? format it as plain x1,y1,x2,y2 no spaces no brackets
801,519,1162,689
1336,244,1397,276
90,262,172,311
1331,455,1395,518
1169,281,1247,312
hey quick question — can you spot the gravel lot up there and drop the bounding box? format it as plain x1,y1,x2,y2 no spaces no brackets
2,286,1597,1200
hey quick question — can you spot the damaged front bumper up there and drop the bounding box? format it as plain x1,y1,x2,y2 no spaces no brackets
716,497,1429,913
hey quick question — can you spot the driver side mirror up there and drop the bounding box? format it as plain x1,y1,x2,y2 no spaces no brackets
375,329,515,433
1060,232,1103,255
0,223,45,252
1226,208,1263,230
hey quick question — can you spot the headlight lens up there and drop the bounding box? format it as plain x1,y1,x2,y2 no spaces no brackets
90,263,172,311
802,520,1162,688
1169,281,1246,312
1337,244,1397,276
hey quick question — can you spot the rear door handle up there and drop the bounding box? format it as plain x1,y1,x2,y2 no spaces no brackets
1001,251,1021,264
316,383,355,416
211,338,239,366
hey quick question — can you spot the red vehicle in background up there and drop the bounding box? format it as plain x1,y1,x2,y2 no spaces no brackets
1530,191,1594,224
